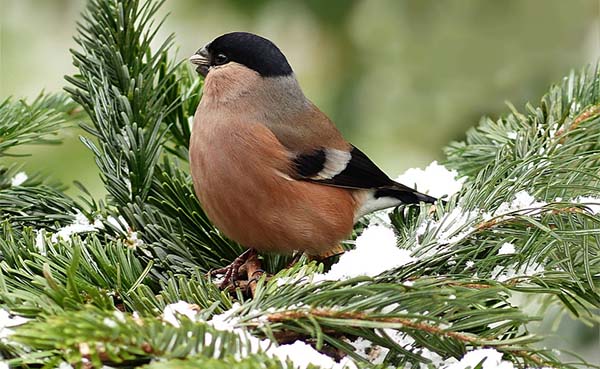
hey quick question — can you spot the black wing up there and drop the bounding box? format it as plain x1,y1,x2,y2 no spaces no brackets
292,145,394,189
292,145,437,204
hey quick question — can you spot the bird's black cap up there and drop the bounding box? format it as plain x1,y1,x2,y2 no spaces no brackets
206,32,293,77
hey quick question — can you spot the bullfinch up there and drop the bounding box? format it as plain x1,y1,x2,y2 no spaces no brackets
189,32,437,285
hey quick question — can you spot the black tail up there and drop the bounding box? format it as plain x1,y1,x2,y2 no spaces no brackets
374,182,438,204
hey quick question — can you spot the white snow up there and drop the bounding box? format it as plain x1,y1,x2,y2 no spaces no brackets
0,309,28,339
270,341,356,369
106,215,128,232
573,196,600,214
416,206,480,248
125,231,143,248
162,301,200,328
395,161,466,199
113,310,126,323
350,330,448,368
314,225,414,281
548,123,559,138
443,348,515,369
106,215,145,249
161,302,356,369
365,210,394,227
35,230,46,254
497,243,515,255
506,131,517,140
388,330,447,368
10,172,27,187
208,303,242,331
349,337,386,364
491,262,544,282
493,191,546,216
51,209,103,242
102,317,118,328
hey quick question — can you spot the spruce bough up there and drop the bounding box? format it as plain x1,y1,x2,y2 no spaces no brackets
0,0,597,368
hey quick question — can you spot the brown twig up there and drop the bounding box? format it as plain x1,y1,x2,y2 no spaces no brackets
556,104,600,142
266,309,478,343
265,308,549,366
476,205,586,231
448,282,495,289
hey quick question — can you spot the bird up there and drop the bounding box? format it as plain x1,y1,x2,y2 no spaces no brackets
189,32,437,287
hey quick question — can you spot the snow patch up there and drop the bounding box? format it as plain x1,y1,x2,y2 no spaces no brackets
0,309,28,340
349,337,386,365
106,215,128,232
35,230,46,254
125,231,143,248
314,225,414,281
208,303,242,331
493,191,546,216
208,304,355,368
162,301,200,328
270,341,356,369
350,330,449,368
573,196,600,214
497,243,515,255
161,302,356,369
102,318,118,328
51,210,102,242
443,348,515,369
395,161,466,199
491,262,544,282
416,206,479,248
10,172,27,187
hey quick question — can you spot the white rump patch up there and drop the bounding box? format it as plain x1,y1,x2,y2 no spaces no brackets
355,190,401,221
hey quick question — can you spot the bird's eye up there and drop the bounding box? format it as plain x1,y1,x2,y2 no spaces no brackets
214,53,229,65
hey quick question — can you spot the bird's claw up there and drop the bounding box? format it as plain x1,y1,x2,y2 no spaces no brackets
209,249,265,293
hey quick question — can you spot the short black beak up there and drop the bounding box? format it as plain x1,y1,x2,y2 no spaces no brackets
189,46,210,77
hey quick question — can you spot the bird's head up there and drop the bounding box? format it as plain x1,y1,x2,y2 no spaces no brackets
190,32,293,79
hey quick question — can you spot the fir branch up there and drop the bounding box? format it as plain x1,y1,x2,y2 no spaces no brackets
0,227,154,317
0,92,78,157
227,273,559,368
0,0,597,367
0,92,85,230
66,0,242,275
141,356,295,369
11,306,287,368
0,187,77,229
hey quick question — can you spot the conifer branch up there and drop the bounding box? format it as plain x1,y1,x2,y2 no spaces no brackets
0,0,597,368
66,0,243,273
0,93,78,157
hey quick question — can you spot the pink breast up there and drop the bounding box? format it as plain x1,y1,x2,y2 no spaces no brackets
189,115,356,254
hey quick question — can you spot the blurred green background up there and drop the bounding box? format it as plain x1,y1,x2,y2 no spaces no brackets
2,0,599,198
1,0,599,362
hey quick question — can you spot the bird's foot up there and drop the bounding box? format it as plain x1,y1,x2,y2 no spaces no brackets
210,249,269,296
237,251,266,296
209,248,257,289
